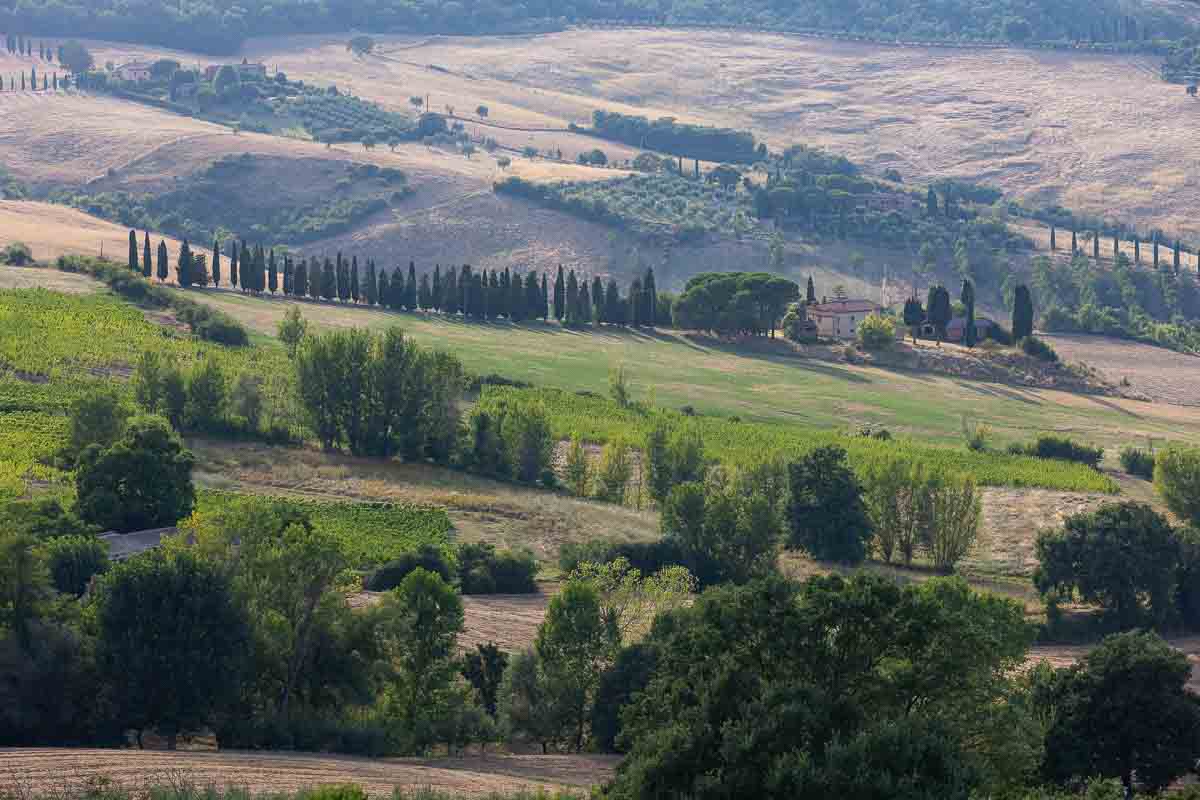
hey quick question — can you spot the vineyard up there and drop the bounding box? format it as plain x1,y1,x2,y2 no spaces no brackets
477,386,1119,494
195,490,454,567
0,287,293,499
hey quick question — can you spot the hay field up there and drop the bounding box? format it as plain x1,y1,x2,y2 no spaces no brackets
0,200,184,263
0,748,618,797
240,29,1200,237
1042,333,1200,409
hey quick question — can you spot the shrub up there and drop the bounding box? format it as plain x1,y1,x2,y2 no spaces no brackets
1119,446,1155,479
1,241,33,265
42,534,110,595
856,313,895,351
1156,447,1200,526
558,538,687,577
364,544,454,591
1015,434,1104,469
1020,335,1059,363
458,542,538,594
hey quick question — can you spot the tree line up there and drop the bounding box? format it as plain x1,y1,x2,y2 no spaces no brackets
580,110,763,164
127,229,665,329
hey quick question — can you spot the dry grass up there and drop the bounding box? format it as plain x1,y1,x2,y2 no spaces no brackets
0,748,617,797
0,200,184,264
1042,333,1200,409
188,438,659,568
1030,635,1200,693
234,30,1200,238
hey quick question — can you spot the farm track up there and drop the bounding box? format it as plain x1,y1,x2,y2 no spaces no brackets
0,749,619,796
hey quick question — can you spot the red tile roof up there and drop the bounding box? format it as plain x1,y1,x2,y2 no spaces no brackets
809,299,881,314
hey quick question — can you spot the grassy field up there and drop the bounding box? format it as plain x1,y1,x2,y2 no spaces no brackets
181,288,1200,457
195,489,454,568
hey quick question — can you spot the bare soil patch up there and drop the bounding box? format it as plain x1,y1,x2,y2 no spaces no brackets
1041,333,1200,409
0,748,616,797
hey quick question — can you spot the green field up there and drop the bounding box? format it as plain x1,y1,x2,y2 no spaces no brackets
195,490,453,568
184,288,1200,457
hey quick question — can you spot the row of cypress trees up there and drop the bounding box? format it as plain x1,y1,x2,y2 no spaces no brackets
0,69,65,91
1049,224,1192,274
126,230,662,328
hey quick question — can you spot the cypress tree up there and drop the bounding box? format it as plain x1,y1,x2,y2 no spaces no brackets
157,240,168,282
308,258,321,300
177,240,192,287
1071,229,1078,253
485,270,498,319
321,258,336,300
445,269,459,315
128,230,138,272
1154,235,1160,269
925,187,938,216
283,256,293,295
388,266,402,309
142,233,152,279
1113,232,1119,259
629,278,643,327
807,275,816,303
350,256,361,302
643,268,657,326
961,279,977,348
19,72,23,91
459,265,472,314
432,265,442,312
268,250,278,294
525,272,540,321
377,269,390,309
296,259,308,298
1092,232,1099,260
420,274,431,310
365,260,377,305
1012,284,1034,340
229,241,239,289
508,271,524,322
1134,236,1141,264
211,239,221,287
606,279,621,327
565,270,579,326
554,264,565,321
498,268,511,319
540,273,549,320
1050,225,1057,252
406,261,418,310
1174,240,1182,274
592,276,604,323
578,279,591,325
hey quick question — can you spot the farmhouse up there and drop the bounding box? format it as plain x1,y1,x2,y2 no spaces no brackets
808,299,883,340
203,58,267,82
114,61,152,82
947,316,998,342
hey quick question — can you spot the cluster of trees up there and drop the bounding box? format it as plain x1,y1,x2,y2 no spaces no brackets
672,272,800,337
582,110,762,164
0,64,66,92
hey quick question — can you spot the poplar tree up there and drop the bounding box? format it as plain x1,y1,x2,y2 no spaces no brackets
365,260,378,305
540,273,549,320
128,230,138,272
142,233,151,279
157,240,168,282
406,261,418,310
229,241,239,289
211,239,221,288
268,249,278,294
643,268,657,326
177,240,193,288
554,264,565,321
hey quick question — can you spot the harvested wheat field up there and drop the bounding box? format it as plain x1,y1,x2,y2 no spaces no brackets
0,749,618,796
1041,333,1200,409
0,200,183,264
229,30,1200,237
351,591,553,654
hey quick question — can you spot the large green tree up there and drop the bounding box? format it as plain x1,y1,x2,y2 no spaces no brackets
787,445,872,563
94,549,251,749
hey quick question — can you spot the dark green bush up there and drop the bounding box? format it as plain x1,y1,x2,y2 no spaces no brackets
457,542,538,594
363,544,454,591
1119,446,1155,479
1025,435,1104,468
1020,335,1059,363
42,535,110,595
558,537,687,576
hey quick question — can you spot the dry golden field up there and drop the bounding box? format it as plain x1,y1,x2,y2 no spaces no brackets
0,748,617,796
0,200,184,263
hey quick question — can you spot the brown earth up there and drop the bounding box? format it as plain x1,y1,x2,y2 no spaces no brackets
0,748,617,797
1041,332,1200,410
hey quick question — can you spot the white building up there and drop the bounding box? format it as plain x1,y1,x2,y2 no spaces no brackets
808,299,883,340
114,61,153,82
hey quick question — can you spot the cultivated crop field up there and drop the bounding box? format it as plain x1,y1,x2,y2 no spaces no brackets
1041,332,1200,408
194,490,454,568
241,29,1200,238
0,748,618,797
177,288,1200,457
